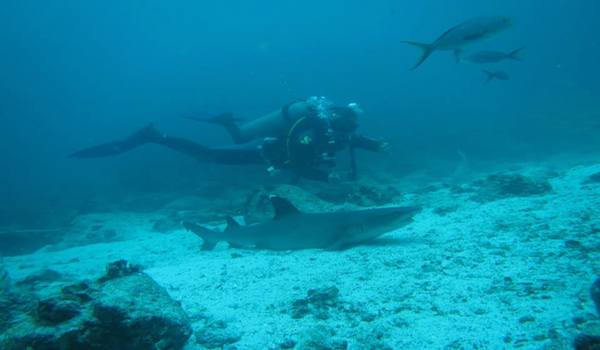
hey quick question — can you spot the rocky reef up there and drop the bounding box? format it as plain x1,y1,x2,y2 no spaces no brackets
471,172,553,202
0,228,64,256
242,181,400,224
0,260,192,350
285,286,391,349
572,277,600,350
584,172,600,185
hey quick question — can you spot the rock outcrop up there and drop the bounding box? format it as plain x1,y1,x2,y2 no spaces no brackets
0,260,192,350
472,173,552,202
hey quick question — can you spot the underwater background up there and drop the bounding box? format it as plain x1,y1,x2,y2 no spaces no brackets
1,0,599,228
1,1,600,349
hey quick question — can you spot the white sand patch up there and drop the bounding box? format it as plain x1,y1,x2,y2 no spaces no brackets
4,162,600,349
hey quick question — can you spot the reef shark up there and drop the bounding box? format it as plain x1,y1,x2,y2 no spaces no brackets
183,196,420,251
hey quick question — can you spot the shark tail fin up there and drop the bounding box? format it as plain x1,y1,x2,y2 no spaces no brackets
508,46,525,61
182,222,219,250
401,41,435,70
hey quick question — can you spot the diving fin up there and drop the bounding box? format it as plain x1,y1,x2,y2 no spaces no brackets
69,124,162,158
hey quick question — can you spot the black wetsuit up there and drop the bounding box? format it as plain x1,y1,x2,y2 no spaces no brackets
70,102,384,182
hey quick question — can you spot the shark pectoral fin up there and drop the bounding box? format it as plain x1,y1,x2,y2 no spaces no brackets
225,216,241,231
269,196,301,219
200,239,219,251
182,221,220,250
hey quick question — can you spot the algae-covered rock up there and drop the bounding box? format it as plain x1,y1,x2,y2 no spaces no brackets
244,184,331,223
592,277,600,316
472,173,552,202
573,334,600,350
0,259,14,332
0,260,192,350
313,182,400,207
584,172,600,185
87,273,192,350
195,319,242,349
0,229,63,256
97,259,142,283
291,286,340,320
297,325,348,350
35,297,81,325
0,257,8,292
15,269,63,288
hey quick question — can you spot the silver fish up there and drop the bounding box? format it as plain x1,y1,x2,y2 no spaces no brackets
463,47,524,64
403,16,513,70
183,196,420,251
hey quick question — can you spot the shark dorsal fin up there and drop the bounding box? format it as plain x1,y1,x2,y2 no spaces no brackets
270,196,301,219
225,216,240,231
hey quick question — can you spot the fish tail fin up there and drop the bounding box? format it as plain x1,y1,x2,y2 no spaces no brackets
401,41,435,70
508,46,525,61
482,70,495,83
182,222,219,250
453,49,463,63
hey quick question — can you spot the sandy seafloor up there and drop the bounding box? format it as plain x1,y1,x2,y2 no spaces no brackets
4,158,600,349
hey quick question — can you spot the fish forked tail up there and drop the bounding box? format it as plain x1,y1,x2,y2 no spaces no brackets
401,41,435,70
508,46,525,61
182,221,219,250
482,70,496,83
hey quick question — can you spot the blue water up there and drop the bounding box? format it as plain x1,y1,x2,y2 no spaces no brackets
1,2,600,348
2,1,599,226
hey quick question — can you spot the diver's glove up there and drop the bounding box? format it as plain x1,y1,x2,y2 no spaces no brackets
377,141,392,154
267,166,282,177
327,171,343,184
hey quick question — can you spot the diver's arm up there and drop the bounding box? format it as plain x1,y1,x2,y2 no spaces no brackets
350,134,389,152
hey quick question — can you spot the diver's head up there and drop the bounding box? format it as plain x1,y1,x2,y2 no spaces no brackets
329,104,361,133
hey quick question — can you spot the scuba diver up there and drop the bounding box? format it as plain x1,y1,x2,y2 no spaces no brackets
70,96,389,182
